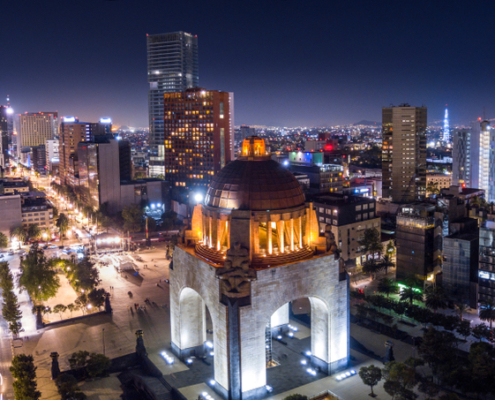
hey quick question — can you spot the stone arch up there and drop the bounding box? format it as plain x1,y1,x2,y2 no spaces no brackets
176,287,212,356
265,295,330,371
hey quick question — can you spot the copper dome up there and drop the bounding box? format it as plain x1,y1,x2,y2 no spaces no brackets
204,159,306,211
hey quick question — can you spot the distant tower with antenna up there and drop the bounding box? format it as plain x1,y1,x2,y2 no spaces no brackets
443,105,450,141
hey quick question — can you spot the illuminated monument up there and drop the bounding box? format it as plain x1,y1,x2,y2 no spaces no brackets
170,137,349,399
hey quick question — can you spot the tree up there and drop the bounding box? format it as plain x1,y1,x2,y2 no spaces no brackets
362,258,382,280
456,319,471,340
424,286,448,313
359,364,382,397
472,323,492,342
147,216,157,233
386,239,396,257
69,350,90,370
88,288,106,311
0,232,8,249
426,181,440,197
27,224,42,241
399,287,423,306
122,204,143,233
19,243,60,304
380,254,395,275
359,228,383,257
75,293,89,314
161,210,178,230
479,299,495,329
56,374,86,400
52,206,59,220
67,303,75,317
465,342,495,396
10,354,41,400
418,327,458,381
86,353,111,378
56,213,70,245
382,361,418,400
11,226,27,245
454,302,469,321
377,278,399,299
53,304,67,320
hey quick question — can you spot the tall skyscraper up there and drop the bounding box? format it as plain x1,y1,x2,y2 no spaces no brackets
443,106,450,141
147,31,199,177
452,122,481,189
163,88,234,187
18,112,58,154
382,104,427,203
477,119,495,202
0,106,11,168
59,117,107,185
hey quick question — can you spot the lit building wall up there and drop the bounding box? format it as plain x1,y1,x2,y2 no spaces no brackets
382,105,427,203
163,88,234,187
147,31,199,177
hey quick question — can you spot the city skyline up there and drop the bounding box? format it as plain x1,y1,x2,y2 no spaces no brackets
2,1,495,127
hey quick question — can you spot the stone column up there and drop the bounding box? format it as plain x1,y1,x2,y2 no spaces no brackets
290,218,294,251
136,329,147,356
277,221,284,253
226,220,230,249
267,222,272,254
217,219,225,251
253,222,260,253
298,216,303,247
209,216,213,247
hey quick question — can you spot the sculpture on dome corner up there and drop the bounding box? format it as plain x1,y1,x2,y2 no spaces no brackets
216,242,256,299
325,224,341,260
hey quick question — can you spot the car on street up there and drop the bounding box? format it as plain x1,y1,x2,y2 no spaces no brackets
8,251,14,256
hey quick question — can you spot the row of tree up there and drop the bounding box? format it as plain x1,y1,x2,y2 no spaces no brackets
0,262,23,336
11,354,41,400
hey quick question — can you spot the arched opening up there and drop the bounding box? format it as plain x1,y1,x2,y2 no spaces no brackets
176,287,215,360
265,297,330,391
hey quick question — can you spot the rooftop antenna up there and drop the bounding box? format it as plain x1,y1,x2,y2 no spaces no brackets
484,107,486,120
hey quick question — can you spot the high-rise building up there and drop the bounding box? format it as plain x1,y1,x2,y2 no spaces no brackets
452,122,481,189
477,119,495,202
45,139,59,172
443,106,450,142
59,117,107,185
18,112,58,152
382,105,427,203
163,88,233,187
147,31,199,177
0,106,10,168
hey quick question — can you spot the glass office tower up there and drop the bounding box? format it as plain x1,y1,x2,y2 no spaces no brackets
147,31,199,177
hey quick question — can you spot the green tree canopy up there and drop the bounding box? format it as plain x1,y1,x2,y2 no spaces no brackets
479,299,495,329
10,226,27,244
359,228,383,256
122,204,143,233
377,278,399,299
27,224,42,241
424,286,448,313
56,213,70,244
10,354,41,400
19,243,60,304
0,232,8,249
359,364,382,397
86,353,111,378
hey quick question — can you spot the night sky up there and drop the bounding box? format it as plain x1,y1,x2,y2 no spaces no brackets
1,0,494,128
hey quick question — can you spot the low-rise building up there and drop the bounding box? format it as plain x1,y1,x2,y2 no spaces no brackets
21,198,54,230
427,173,452,195
0,195,22,237
311,194,380,268
0,179,30,195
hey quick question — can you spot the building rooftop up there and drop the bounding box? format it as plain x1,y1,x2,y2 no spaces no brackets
445,231,479,241
309,193,374,206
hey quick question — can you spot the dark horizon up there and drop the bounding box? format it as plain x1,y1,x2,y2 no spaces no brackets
1,0,495,128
